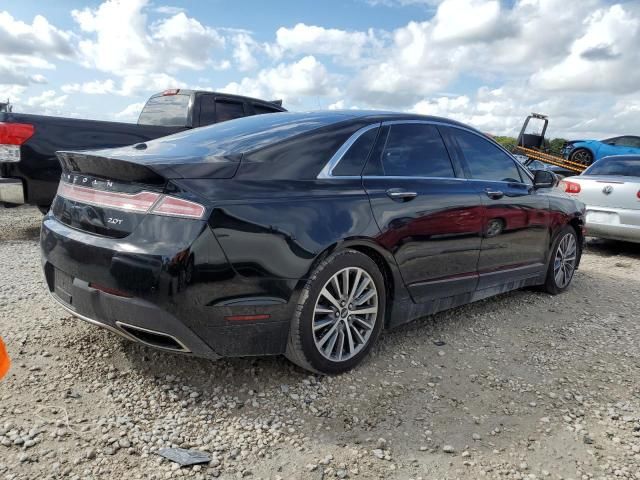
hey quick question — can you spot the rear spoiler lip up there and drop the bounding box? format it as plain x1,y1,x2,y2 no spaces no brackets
268,99,283,107
55,150,241,182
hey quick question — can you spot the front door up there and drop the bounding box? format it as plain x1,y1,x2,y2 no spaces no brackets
445,127,551,289
363,122,484,302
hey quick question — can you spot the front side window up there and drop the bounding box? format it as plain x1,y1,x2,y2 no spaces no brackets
453,129,523,183
377,124,455,178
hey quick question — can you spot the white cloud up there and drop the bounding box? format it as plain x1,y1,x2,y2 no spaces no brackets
328,100,346,110
221,56,340,104
60,74,183,97
2,0,639,139
25,90,67,109
407,83,640,140
119,73,185,96
0,67,48,86
0,85,26,103
62,79,116,94
431,0,512,43
273,23,378,61
531,4,640,94
0,11,74,89
231,33,259,71
154,5,186,15
72,0,225,75
0,11,74,58
115,101,145,121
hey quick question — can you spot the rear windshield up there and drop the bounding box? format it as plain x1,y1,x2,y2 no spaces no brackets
142,111,356,156
584,157,640,177
138,94,190,127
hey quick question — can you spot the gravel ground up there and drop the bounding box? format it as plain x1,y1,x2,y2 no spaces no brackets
1,205,639,480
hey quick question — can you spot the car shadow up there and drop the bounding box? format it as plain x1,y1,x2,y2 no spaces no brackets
584,237,640,259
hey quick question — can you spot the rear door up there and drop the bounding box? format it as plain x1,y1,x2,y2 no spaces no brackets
445,127,551,289
362,121,483,303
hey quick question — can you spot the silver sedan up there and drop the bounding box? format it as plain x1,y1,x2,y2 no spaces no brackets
559,155,640,243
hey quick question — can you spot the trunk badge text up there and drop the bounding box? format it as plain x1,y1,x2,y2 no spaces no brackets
64,173,114,190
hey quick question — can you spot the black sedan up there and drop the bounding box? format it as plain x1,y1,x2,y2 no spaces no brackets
41,111,585,374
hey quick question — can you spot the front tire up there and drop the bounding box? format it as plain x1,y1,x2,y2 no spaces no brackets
285,250,386,374
542,226,579,295
569,148,593,166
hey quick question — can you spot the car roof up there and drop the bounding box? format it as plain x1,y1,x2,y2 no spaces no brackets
83,109,488,164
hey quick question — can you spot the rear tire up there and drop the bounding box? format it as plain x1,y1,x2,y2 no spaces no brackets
569,148,593,166
542,226,579,295
285,249,386,374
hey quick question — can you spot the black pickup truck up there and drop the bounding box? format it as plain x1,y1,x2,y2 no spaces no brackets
0,90,285,211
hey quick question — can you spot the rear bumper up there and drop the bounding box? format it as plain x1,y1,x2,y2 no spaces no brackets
585,206,640,243
45,270,221,358
0,177,25,205
41,214,296,359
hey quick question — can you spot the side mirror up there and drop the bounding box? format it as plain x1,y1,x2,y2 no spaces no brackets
533,169,556,189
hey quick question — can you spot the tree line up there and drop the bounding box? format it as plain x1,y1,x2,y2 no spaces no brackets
493,136,567,156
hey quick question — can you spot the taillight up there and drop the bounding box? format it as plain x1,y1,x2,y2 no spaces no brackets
150,196,206,219
560,180,581,194
162,89,180,96
0,122,34,162
56,182,206,219
637,190,640,199
57,183,160,213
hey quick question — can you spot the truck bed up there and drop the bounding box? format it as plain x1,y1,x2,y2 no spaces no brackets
0,112,186,207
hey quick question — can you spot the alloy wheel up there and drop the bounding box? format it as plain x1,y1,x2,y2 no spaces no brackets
553,233,577,288
571,149,592,165
312,267,379,362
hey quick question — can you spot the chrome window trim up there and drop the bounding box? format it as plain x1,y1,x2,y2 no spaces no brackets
318,118,533,186
317,122,381,179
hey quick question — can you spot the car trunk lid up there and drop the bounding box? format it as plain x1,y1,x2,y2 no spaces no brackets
569,175,640,210
52,147,239,238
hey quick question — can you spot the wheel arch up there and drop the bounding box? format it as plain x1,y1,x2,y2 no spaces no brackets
295,238,407,328
570,145,595,162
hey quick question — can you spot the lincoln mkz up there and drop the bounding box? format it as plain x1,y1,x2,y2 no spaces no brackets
41,111,585,373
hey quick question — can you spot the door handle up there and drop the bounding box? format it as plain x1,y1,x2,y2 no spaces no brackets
485,189,504,200
386,188,418,201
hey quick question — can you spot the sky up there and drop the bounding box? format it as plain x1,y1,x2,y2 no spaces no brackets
1,0,639,138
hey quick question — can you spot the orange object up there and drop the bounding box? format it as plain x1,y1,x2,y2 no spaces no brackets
0,337,10,380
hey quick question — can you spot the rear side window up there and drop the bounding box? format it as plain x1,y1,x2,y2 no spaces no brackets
615,136,640,148
332,127,379,176
453,129,523,183
585,157,640,176
253,104,280,115
216,100,245,123
138,94,190,127
376,124,455,178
